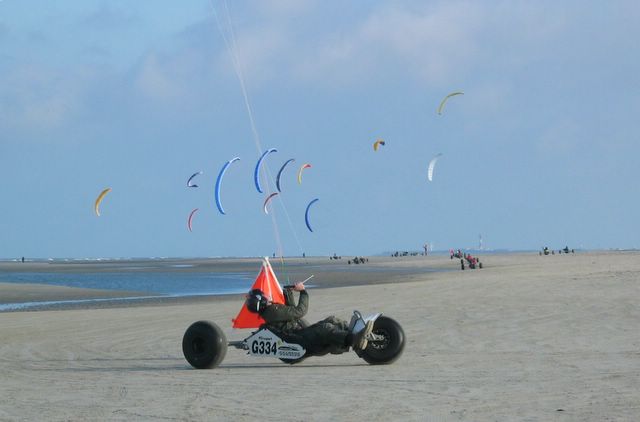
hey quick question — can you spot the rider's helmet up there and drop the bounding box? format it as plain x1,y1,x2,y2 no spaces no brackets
245,288,269,313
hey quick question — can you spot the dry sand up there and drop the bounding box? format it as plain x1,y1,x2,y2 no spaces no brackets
0,252,638,421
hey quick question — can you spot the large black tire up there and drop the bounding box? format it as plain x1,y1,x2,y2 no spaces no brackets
182,320,227,369
359,316,405,365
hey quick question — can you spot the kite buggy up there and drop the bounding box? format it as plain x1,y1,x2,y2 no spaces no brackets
182,310,405,369
182,258,405,369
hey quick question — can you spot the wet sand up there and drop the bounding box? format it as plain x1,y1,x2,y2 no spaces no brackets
0,252,638,421
0,282,150,305
0,256,453,311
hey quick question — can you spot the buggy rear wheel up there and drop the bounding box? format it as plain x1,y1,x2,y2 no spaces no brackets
359,316,405,365
182,321,227,369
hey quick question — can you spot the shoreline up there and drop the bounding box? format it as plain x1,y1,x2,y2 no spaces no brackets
1,250,634,312
0,255,458,312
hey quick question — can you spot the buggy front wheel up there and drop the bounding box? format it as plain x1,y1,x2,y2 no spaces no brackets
359,316,405,365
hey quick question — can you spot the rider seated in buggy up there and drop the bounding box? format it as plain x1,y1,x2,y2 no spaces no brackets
245,283,374,355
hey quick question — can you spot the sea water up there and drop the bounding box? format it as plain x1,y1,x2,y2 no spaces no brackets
0,265,254,310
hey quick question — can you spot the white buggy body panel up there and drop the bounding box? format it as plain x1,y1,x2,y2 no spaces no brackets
244,328,306,360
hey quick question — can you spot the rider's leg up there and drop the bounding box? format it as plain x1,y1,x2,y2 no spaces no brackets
352,320,374,351
299,321,350,353
317,315,349,331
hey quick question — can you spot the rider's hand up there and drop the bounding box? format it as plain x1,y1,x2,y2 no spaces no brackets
293,282,305,291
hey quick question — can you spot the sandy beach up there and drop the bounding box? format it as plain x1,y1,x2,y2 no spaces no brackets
0,252,638,421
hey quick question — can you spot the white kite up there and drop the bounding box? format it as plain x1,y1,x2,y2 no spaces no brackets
427,154,443,182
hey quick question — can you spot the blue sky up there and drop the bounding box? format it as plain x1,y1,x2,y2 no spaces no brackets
1,1,638,258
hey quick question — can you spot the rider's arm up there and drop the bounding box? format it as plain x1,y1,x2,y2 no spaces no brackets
262,290,308,322
283,288,295,306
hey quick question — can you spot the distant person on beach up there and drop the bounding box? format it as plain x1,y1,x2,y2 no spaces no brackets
21,257,25,263
245,283,373,353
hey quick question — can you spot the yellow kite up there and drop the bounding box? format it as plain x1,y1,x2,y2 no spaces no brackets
437,91,464,115
94,188,112,216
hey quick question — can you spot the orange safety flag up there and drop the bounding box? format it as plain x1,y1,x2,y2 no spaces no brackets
232,257,285,329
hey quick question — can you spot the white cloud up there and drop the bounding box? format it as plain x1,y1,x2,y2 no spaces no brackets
282,2,569,88
223,2,493,91
287,2,484,86
253,0,318,17
0,64,90,136
219,25,290,87
78,4,139,31
134,53,185,102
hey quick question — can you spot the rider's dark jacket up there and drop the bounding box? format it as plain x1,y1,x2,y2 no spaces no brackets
259,289,351,353
260,289,308,333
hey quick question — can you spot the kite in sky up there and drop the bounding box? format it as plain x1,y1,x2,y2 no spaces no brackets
427,153,443,182
187,171,203,188
254,148,277,193
187,208,199,232
276,158,295,192
94,188,112,217
305,198,319,232
297,163,312,185
437,91,464,115
215,157,240,215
